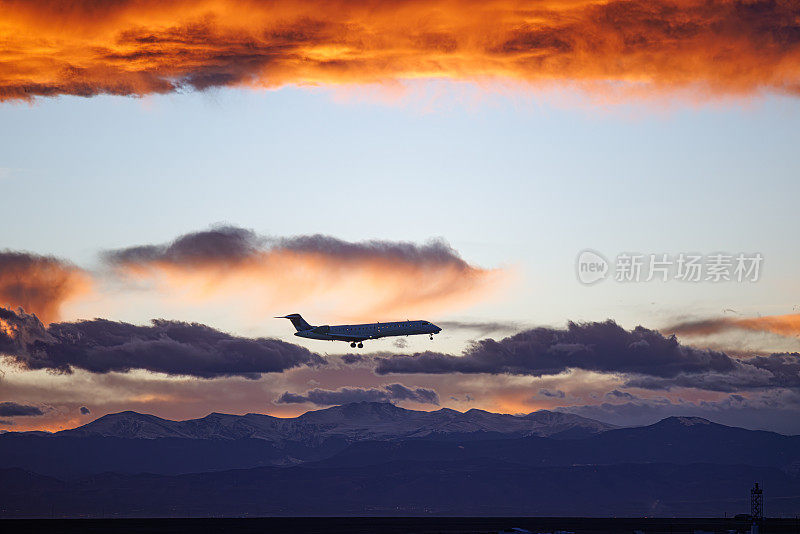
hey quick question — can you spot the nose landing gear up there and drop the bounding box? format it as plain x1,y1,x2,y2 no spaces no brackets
429,334,434,340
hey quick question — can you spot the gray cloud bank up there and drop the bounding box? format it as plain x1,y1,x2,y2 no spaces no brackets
375,320,735,378
374,320,800,393
0,401,44,417
558,389,800,435
276,384,439,406
0,307,324,379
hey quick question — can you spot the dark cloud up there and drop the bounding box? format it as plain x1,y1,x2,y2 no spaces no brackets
538,389,566,399
0,251,89,323
0,419,14,426
274,234,475,269
747,353,800,385
0,401,44,417
0,307,324,379
625,353,800,392
372,321,800,395
605,389,635,400
340,354,369,365
276,383,439,406
102,226,263,267
104,226,477,271
79,406,91,415
375,320,737,378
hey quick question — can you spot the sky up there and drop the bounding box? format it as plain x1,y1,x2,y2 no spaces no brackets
2,0,800,434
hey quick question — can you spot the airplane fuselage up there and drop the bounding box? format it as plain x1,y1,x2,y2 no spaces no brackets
295,320,440,342
277,314,441,347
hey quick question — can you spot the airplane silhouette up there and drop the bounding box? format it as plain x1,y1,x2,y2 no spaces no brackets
276,314,441,348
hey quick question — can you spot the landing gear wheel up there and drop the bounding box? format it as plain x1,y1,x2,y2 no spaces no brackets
350,342,356,348
357,342,363,348
430,335,434,340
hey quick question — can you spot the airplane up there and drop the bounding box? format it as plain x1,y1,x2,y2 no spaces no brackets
276,313,442,348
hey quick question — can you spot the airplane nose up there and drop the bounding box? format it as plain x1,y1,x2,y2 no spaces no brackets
433,325,442,333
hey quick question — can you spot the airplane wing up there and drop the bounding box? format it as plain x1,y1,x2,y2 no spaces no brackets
310,325,367,342
328,333,368,342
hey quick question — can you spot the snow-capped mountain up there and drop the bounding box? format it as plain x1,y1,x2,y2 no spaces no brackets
57,401,616,442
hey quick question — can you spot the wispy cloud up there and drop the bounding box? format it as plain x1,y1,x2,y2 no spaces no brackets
666,313,800,339
436,320,522,337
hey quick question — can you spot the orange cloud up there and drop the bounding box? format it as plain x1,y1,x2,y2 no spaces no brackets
733,314,800,337
0,251,91,323
1,0,799,101
103,226,504,322
666,313,800,339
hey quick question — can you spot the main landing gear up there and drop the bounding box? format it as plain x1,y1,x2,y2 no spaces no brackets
350,342,364,348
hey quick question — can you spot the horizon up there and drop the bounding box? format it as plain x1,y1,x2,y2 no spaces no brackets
3,400,768,436
7,400,600,424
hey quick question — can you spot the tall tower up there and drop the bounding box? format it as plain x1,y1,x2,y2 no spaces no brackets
751,482,763,529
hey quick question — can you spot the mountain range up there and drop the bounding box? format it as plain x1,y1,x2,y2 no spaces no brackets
2,402,799,517
0,403,615,477
57,402,616,441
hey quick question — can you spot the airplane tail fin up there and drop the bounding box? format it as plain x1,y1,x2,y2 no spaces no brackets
276,314,313,331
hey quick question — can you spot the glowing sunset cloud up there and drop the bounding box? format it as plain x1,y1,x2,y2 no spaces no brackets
734,314,800,337
0,251,91,323
103,226,504,322
667,313,800,339
2,0,799,102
